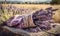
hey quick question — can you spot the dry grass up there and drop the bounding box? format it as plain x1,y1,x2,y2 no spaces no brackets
2,4,51,9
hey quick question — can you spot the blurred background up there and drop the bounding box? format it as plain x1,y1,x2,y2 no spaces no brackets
0,0,60,4
0,0,60,36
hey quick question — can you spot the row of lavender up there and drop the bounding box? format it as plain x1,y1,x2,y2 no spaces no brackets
3,5,34,14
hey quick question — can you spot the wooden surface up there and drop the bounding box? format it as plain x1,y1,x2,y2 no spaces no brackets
2,23,60,36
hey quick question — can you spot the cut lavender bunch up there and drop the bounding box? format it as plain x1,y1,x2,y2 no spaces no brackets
5,7,58,33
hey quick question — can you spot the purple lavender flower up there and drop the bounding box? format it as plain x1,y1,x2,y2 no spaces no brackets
6,15,24,27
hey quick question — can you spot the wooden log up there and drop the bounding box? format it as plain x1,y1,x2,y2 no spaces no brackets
2,23,60,36
3,26,30,36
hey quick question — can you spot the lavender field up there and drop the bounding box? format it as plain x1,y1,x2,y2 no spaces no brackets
1,4,60,22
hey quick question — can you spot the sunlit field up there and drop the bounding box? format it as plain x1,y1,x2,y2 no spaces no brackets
2,4,60,22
